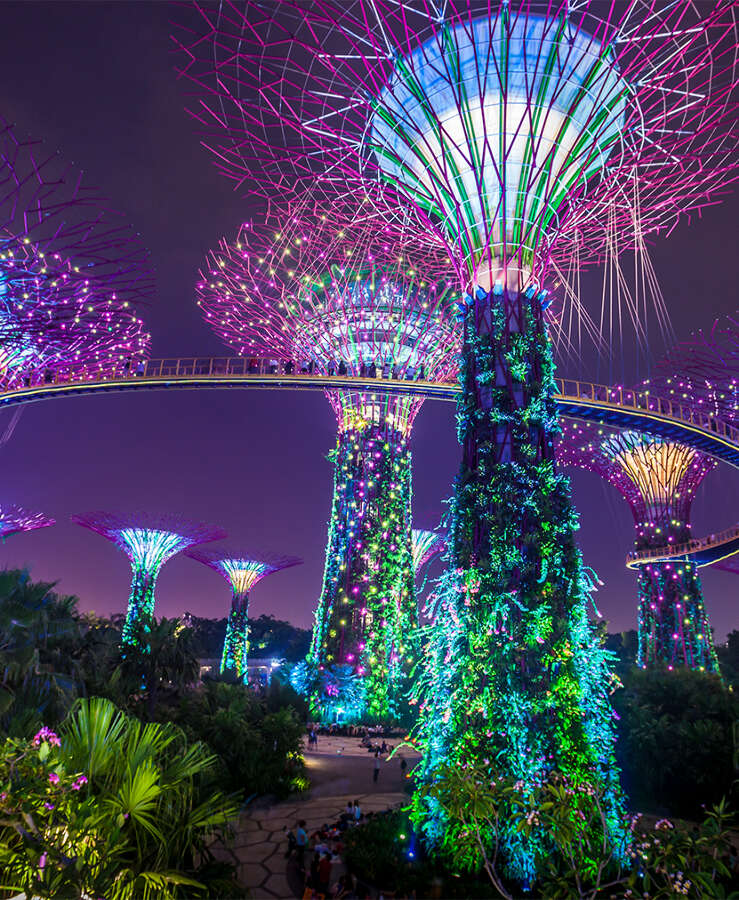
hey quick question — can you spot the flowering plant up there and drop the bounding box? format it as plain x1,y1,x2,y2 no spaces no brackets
415,763,736,899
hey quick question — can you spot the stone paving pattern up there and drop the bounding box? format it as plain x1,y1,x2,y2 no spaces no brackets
208,737,422,898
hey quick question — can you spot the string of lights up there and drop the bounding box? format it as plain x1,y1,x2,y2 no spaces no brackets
197,200,460,722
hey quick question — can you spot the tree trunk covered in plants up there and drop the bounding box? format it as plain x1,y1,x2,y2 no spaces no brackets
221,591,250,681
636,562,719,672
412,286,627,887
306,414,417,722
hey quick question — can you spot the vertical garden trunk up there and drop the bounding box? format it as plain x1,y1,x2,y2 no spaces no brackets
413,285,626,885
306,398,417,722
221,591,250,681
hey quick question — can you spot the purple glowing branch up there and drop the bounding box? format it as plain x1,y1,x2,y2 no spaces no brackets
645,314,739,425
173,0,739,290
196,197,462,431
556,420,715,542
185,546,302,593
411,528,445,576
0,505,55,540
71,512,226,565
0,115,153,383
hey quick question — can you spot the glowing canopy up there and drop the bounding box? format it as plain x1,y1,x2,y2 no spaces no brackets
371,13,628,278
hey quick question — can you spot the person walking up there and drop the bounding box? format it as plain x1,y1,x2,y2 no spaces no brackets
295,819,308,870
373,751,381,784
400,756,407,778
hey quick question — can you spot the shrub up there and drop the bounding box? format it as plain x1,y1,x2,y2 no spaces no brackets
614,667,738,818
161,680,307,799
0,698,240,898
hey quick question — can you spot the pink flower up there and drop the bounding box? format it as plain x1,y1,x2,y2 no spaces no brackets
44,801,55,810
71,775,88,791
39,853,47,869
48,772,60,785
33,727,60,748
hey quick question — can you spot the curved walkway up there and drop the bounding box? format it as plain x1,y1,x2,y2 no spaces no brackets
626,522,739,570
209,737,421,899
2,357,738,467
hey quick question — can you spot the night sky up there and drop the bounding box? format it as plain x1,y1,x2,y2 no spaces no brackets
0,2,736,640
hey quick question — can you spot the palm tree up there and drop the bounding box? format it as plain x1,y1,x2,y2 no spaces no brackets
61,697,239,873
119,618,200,717
0,569,82,733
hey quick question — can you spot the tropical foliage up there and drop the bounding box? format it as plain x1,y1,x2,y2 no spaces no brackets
157,680,306,799
348,769,737,899
613,667,738,818
0,699,240,899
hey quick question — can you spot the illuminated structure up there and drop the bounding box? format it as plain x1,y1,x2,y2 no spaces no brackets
197,202,459,721
176,0,739,882
186,547,301,680
411,528,444,580
558,421,719,672
0,505,54,540
645,315,739,426
0,115,152,386
72,512,225,646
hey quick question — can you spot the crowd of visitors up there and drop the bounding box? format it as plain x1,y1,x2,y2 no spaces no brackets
285,801,376,899
309,722,405,739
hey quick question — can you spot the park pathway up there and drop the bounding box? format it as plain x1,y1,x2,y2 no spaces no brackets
209,736,421,899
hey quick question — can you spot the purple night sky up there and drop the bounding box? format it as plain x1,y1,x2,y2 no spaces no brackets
0,2,736,639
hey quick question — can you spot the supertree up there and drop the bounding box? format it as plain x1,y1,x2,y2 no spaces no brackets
557,420,720,673
185,547,301,680
197,199,460,721
175,0,739,881
0,505,54,540
642,314,739,426
0,114,153,385
72,513,226,646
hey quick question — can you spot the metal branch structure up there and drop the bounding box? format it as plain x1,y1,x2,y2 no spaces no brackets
0,115,153,386
0,505,54,540
198,199,459,721
644,314,739,426
557,420,719,673
186,547,301,680
72,512,225,646
411,528,445,579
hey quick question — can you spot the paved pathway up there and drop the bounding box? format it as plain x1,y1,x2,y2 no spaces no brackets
209,737,422,898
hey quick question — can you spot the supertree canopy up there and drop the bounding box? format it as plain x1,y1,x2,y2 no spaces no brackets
72,513,225,646
185,547,301,680
0,505,54,540
197,200,460,722
175,0,739,883
411,528,445,580
0,115,153,386
558,420,719,673
643,314,739,426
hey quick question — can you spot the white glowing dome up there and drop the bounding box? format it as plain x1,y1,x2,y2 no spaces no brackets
370,13,629,272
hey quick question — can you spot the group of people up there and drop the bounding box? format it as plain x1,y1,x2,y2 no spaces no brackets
285,802,371,899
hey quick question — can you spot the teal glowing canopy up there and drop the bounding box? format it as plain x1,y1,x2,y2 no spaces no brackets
370,13,629,278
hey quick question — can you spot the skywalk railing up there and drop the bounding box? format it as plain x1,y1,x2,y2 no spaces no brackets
555,378,739,447
626,522,739,567
3,357,738,448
